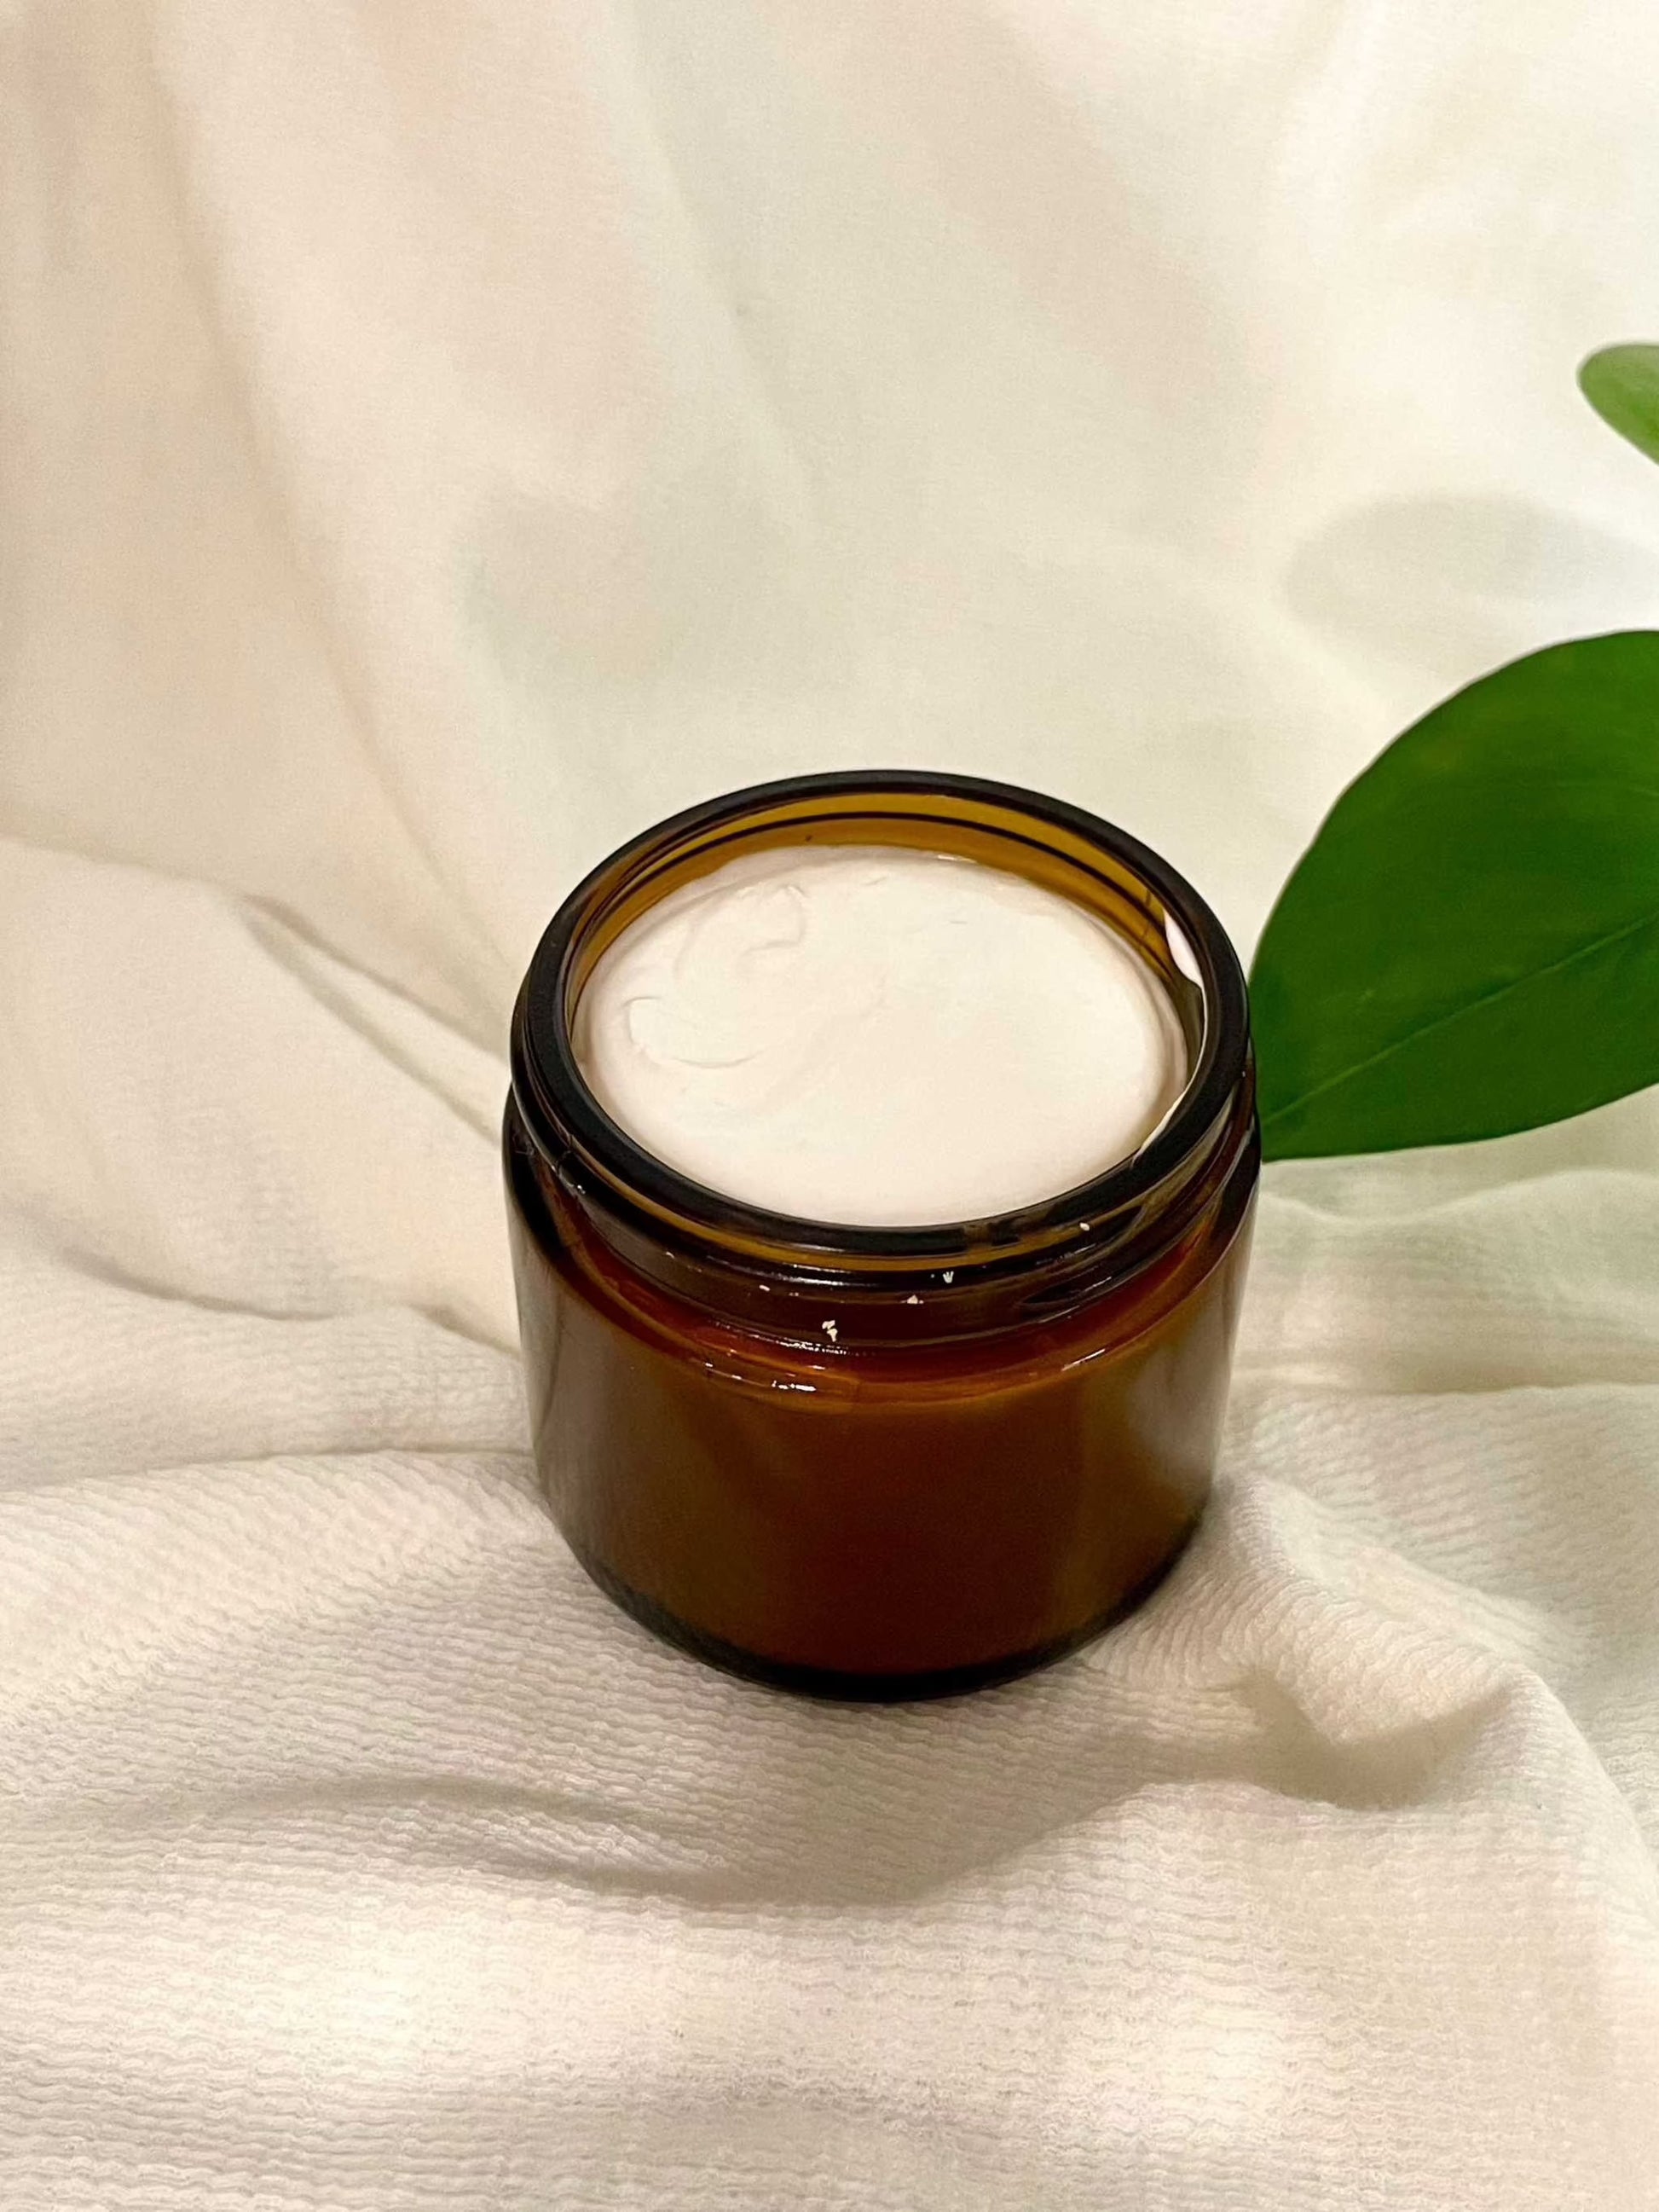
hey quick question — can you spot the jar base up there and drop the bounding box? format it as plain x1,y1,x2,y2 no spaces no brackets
569,1524,1200,1704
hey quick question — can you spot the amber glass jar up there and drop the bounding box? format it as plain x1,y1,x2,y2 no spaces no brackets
506,772,1257,1700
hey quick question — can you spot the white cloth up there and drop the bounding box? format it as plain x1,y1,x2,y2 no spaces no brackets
4,3,1659,2204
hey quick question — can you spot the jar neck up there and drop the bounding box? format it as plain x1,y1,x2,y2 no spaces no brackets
506,1065,1257,1352
509,770,1255,1350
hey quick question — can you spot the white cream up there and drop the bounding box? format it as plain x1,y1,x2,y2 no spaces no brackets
574,844,1188,1226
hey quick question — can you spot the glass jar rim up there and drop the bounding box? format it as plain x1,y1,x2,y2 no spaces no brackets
511,770,1250,1270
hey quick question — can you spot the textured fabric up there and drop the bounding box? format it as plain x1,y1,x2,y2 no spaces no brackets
5,3,1659,2205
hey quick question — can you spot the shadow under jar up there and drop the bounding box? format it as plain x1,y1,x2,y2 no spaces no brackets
505,772,1258,1700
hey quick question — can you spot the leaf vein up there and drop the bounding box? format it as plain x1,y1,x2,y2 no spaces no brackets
1260,902,1659,1132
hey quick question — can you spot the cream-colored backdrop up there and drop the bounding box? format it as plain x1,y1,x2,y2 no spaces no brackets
4,3,1659,2205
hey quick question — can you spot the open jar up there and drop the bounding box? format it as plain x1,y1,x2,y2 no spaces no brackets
505,771,1257,1699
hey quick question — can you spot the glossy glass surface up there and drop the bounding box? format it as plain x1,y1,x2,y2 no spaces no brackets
506,772,1258,1698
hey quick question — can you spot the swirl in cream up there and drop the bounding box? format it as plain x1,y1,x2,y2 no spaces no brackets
574,843,1187,1226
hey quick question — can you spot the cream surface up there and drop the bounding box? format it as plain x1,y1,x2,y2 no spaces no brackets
574,843,1188,1225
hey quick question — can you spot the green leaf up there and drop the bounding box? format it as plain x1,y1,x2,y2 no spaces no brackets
1580,345,1659,464
1251,632,1659,1161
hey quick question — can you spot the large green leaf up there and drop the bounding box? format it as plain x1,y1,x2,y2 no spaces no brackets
1580,345,1659,465
1251,631,1659,1161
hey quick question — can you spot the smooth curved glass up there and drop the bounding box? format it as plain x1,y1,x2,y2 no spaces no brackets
506,771,1258,1699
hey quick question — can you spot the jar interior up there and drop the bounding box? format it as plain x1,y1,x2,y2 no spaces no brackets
514,773,1249,1283
563,788,1208,1120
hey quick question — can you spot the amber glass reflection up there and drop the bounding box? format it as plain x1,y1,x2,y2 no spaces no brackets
506,772,1257,1700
